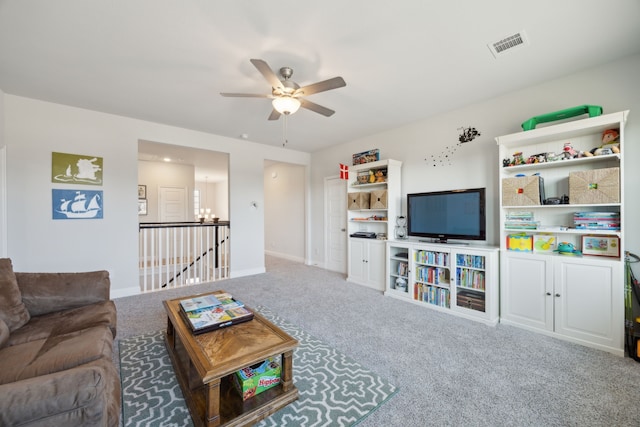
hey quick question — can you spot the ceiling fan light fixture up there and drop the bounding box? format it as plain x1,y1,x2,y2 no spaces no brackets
272,96,301,115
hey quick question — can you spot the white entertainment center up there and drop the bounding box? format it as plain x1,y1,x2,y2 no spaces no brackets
345,110,627,354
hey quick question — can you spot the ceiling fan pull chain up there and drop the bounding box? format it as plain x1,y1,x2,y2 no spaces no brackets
283,114,288,146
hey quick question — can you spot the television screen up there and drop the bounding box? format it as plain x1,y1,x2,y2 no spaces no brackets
407,188,486,242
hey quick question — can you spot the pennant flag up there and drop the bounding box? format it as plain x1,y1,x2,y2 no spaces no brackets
339,163,349,180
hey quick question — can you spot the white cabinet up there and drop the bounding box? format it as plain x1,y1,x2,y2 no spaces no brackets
347,159,402,291
385,241,499,325
501,253,623,353
496,110,628,355
348,239,386,290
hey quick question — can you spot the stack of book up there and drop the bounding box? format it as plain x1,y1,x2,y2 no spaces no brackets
504,211,539,230
573,212,620,230
179,292,254,334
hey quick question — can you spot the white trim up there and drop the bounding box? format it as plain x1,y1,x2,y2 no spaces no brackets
230,267,266,278
265,249,305,264
0,146,6,257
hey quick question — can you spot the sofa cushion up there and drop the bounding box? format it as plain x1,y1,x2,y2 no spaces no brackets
0,258,30,332
0,318,8,349
16,270,111,317
0,357,121,427
0,325,113,385
8,300,117,347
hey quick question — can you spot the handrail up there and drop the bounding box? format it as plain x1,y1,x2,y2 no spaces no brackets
139,221,230,230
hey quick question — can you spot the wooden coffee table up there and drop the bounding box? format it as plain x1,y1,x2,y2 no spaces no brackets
163,290,299,427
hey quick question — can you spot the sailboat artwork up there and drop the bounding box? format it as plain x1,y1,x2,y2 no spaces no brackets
51,152,103,185
52,189,103,220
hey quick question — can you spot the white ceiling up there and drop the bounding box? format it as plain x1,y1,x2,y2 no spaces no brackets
1,0,640,159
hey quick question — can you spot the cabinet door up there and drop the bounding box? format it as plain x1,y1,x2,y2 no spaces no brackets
367,240,386,289
501,253,553,331
554,257,622,349
348,239,366,282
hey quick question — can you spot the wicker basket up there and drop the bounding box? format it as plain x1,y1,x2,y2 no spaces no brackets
569,167,619,204
502,176,544,206
348,192,370,210
370,190,388,209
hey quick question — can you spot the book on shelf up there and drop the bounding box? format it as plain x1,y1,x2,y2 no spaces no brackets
573,212,620,230
179,293,252,334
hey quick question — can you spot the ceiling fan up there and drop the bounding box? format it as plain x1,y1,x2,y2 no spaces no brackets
221,59,346,120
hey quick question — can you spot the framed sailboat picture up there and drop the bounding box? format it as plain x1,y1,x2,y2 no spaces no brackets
51,152,103,186
52,189,103,220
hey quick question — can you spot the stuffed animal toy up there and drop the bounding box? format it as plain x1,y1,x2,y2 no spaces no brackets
563,142,578,159
584,129,621,157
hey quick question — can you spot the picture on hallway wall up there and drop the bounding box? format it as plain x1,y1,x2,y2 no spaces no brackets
51,152,103,185
52,189,103,220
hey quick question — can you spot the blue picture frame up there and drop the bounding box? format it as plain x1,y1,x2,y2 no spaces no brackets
52,189,103,220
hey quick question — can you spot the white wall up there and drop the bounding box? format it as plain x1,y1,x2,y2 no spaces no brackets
310,53,640,265
4,95,310,297
264,161,306,262
213,181,229,221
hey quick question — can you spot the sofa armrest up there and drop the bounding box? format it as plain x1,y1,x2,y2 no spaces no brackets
15,270,111,317
0,358,120,427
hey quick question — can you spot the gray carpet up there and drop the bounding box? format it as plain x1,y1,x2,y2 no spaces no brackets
114,256,640,426
119,306,397,427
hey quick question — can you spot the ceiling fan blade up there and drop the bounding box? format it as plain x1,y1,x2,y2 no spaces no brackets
220,92,270,98
299,98,335,117
296,76,346,96
268,109,281,121
250,59,284,91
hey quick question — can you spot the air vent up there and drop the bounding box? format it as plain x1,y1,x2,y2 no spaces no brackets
488,31,529,58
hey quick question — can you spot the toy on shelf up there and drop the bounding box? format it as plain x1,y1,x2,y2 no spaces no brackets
583,129,621,157
563,142,578,159
554,242,582,256
521,105,603,131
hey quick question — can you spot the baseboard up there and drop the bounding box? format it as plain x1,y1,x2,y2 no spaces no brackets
111,285,142,299
230,267,266,278
265,250,305,264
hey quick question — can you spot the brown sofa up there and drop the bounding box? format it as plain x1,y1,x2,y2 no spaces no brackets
0,258,120,427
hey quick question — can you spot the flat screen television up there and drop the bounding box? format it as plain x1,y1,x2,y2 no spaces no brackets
407,188,486,243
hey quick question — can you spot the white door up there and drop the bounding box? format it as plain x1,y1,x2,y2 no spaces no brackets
325,177,347,273
159,187,187,222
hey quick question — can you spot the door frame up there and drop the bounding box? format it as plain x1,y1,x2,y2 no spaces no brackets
324,175,347,273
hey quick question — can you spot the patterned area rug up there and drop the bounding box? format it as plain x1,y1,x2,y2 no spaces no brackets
119,306,398,427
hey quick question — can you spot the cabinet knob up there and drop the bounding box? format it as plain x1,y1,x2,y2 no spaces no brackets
555,293,561,297
341,228,346,232
546,292,552,296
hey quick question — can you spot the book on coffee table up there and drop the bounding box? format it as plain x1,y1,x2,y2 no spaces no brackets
179,294,223,313
179,294,253,334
